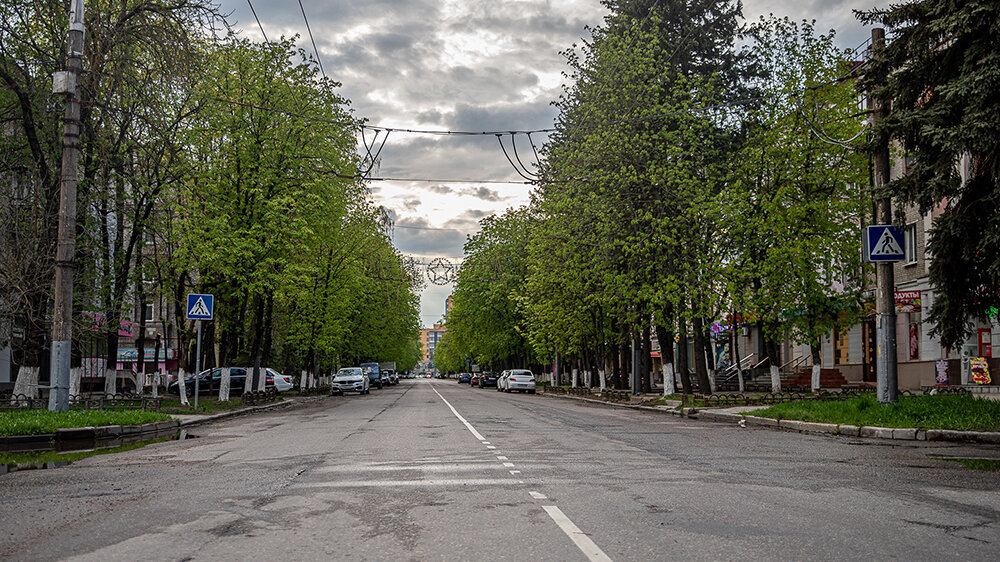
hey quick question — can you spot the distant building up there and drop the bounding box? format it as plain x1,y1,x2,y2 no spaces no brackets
419,323,447,365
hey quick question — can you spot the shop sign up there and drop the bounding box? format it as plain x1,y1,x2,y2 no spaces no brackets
894,291,921,313
970,357,991,385
117,348,175,361
83,312,135,337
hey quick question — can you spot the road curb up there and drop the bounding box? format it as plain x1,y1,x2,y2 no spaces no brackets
176,394,328,428
538,389,1000,445
1,420,180,454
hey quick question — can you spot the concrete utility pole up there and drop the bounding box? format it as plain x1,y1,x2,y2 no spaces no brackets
49,0,85,412
871,28,898,403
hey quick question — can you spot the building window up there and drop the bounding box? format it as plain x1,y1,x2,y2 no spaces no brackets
904,153,916,174
904,223,918,264
143,303,154,322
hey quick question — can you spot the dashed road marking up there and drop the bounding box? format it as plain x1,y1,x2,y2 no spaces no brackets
503,462,515,467
509,470,521,475
543,505,613,562
497,456,508,460
529,491,547,500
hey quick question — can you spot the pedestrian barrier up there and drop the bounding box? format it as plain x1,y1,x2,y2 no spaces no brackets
299,385,331,396
1,392,161,411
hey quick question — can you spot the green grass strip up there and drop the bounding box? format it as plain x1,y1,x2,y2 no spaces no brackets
750,394,1000,432
0,409,172,436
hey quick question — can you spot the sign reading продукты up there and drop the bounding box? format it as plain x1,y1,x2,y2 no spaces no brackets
186,293,214,320
863,225,905,262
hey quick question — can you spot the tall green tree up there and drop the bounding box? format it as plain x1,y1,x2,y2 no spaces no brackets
858,1,1000,348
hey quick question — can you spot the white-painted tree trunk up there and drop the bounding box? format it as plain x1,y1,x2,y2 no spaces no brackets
300,370,308,391
256,367,266,391
571,368,578,388
69,367,81,399
584,369,591,388
598,369,606,391
662,363,675,396
770,365,781,393
12,365,37,399
811,363,822,392
177,368,189,406
152,367,159,399
104,367,117,396
219,366,231,401
737,365,745,393
709,370,717,394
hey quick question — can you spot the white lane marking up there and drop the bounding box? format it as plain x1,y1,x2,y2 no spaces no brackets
503,462,515,467
486,445,497,449
542,505,613,562
482,441,491,445
431,385,486,441
313,463,502,473
509,470,521,475
496,456,508,460
529,491,547,500
292,478,522,488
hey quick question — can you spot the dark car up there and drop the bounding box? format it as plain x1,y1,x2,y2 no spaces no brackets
478,372,500,388
458,373,471,384
367,370,383,389
167,367,279,397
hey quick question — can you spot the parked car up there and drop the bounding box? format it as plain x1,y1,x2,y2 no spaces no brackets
167,367,285,397
479,372,500,388
502,369,536,393
380,370,393,386
470,373,481,386
458,373,471,384
367,370,383,389
496,370,509,392
331,367,369,395
384,370,399,384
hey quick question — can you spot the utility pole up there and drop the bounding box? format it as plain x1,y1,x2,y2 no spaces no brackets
871,28,898,403
49,0,85,412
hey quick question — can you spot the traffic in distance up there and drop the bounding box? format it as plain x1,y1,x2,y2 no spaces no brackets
166,362,541,399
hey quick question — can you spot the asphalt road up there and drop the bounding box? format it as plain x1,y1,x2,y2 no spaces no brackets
1,378,999,561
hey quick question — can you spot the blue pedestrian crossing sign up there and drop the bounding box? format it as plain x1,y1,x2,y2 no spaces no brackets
863,225,905,262
186,293,214,320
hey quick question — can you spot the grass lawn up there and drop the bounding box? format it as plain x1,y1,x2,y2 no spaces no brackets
0,437,172,467
0,409,173,436
749,394,1000,432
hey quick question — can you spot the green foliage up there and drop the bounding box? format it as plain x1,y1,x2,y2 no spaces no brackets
440,208,534,369
858,0,1000,348
725,17,870,346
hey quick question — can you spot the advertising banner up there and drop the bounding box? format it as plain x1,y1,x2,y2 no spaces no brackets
894,291,921,313
970,357,991,385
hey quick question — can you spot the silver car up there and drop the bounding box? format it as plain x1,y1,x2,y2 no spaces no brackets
331,367,370,395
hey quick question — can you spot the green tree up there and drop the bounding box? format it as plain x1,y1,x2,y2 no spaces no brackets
858,1,1000,348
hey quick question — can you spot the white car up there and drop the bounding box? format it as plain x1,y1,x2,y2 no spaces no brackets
331,367,370,395
502,369,536,394
268,369,294,392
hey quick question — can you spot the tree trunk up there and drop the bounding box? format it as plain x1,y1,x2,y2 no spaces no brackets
811,341,822,391
677,315,692,395
641,323,652,393
693,316,712,395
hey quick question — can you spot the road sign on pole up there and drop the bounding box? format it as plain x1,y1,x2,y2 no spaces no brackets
863,225,905,262
186,293,214,320
186,293,214,408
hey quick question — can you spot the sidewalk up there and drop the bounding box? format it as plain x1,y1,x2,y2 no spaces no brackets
539,390,1000,445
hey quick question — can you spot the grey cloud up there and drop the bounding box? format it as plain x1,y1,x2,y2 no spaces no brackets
392,217,466,258
465,187,502,202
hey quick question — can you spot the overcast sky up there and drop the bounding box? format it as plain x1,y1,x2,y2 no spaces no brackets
216,0,890,326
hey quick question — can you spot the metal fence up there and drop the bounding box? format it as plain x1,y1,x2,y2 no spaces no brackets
0,392,162,411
